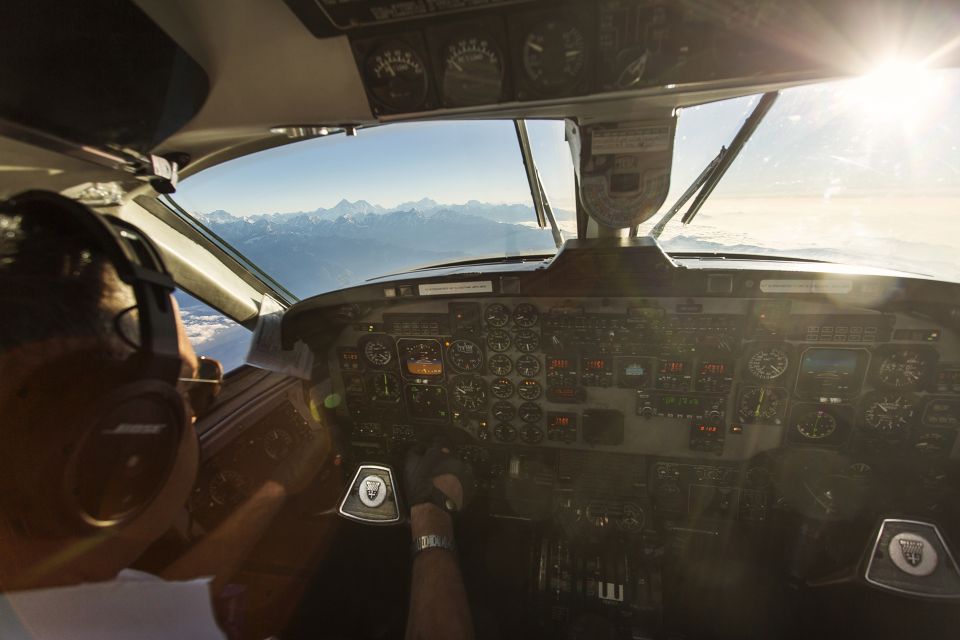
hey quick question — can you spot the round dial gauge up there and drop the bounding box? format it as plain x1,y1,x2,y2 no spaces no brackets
492,401,516,422
484,303,510,327
209,469,249,507
450,375,488,412
448,339,483,373
747,346,790,381
518,402,543,424
515,329,540,353
877,349,930,389
490,377,514,399
517,379,542,401
368,372,402,403
512,303,540,328
619,503,646,532
796,409,838,440
516,354,541,378
362,335,394,367
738,387,788,424
488,353,513,376
486,329,511,352
494,423,517,442
863,394,914,435
364,42,429,112
522,19,587,95
263,429,293,461
441,36,504,107
520,424,544,444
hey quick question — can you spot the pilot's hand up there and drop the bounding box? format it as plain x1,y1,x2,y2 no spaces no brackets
269,427,330,496
404,441,475,513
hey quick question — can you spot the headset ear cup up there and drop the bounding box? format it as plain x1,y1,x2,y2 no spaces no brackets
62,380,186,530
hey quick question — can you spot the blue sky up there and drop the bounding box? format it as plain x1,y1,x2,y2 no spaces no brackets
176,120,569,215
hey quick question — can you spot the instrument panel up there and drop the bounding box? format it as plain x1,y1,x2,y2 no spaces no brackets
337,0,804,115
330,297,960,461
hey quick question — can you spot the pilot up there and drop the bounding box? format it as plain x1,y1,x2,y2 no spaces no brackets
0,191,474,639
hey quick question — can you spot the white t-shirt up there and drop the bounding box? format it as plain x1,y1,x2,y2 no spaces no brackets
0,570,225,639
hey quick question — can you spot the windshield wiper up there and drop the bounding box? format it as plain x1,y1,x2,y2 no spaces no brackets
515,119,563,249
651,91,779,238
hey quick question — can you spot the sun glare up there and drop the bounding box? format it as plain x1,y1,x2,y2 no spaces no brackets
846,58,947,124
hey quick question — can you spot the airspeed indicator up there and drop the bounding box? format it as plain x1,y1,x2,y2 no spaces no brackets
441,36,504,107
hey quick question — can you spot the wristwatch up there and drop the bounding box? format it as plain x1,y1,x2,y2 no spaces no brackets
411,534,456,557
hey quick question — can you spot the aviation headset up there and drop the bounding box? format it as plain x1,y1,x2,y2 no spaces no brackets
0,190,188,535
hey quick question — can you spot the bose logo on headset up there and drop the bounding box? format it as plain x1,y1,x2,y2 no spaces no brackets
101,423,169,435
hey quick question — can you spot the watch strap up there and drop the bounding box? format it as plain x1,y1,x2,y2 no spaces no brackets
412,534,456,557
426,485,460,515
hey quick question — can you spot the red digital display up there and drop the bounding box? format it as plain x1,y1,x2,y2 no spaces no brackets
550,415,571,427
660,361,685,374
549,358,572,370
696,424,720,433
700,362,726,375
583,358,607,371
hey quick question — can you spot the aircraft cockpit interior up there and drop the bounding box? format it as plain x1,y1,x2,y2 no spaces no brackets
2,1,960,638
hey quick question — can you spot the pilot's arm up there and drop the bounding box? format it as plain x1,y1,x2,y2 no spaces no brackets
160,432,329,593
404,445,475,640
160,300,330,593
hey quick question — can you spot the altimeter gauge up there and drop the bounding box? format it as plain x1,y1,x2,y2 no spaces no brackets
364,41,429,111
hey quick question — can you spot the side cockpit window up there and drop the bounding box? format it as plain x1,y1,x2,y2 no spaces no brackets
174,291,250,373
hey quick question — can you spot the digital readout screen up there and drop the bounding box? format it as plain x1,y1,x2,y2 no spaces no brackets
797,349,865,397
583,358,607,371
548,413,575,429
660,361,685,374
659,395,704,409
548,358,574,370
699,362,726,376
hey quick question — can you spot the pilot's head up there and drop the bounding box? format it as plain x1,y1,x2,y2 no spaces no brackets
0,191,200,590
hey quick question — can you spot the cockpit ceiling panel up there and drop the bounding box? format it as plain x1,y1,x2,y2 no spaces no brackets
0,0,208,156
286,0,960,117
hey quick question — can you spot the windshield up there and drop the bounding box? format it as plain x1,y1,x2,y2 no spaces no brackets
174,67,960,298
173,120,576,299
646,65,960,282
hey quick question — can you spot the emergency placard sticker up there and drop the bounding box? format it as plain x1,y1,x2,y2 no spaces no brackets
418,281,494,296
759,279,853,294
590,125,672,155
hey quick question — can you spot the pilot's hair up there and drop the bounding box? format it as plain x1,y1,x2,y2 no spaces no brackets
0,196,136,356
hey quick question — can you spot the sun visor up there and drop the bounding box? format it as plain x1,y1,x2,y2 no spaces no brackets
0,0,208,156
570,118,677,229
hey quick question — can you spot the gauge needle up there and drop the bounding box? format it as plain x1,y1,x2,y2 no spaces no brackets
526,41,544,53
755,388,766,418
449,60,464,72
565,50,582,58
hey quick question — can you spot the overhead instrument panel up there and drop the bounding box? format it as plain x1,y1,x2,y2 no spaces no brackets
294,0,846,116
